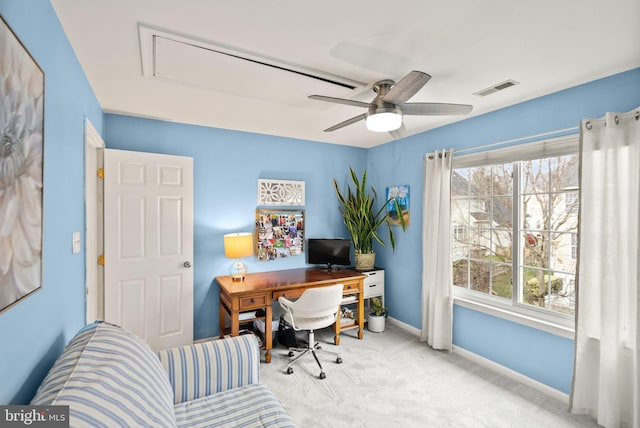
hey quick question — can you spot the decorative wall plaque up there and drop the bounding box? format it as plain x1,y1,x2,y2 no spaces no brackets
257,179,305,206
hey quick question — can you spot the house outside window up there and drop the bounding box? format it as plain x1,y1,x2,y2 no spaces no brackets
451,136,579,325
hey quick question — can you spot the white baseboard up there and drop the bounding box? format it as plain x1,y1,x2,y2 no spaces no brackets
452,345,569,405
385,317,569,405
387,316,421,336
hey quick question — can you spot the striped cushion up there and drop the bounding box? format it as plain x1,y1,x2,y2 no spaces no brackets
174,384,295,428
31,321,176,427
157,334,260,404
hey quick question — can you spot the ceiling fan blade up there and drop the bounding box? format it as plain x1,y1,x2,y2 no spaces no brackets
309,95,370,108
324,113,367,132
402,102,473,116
383,71,431,105
388,123,406,139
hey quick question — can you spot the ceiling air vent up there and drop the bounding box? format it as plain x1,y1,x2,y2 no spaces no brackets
473,79,519,97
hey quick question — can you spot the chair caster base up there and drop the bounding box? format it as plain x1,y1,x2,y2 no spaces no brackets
286,367,294,375
336,357,343,364
288,351,294,357
319,371,326,379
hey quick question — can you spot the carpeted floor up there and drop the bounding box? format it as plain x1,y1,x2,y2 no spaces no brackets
259,322,599,428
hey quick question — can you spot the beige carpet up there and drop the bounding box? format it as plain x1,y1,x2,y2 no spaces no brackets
259,323,599,428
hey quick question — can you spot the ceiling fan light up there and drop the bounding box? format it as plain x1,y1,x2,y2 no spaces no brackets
366,109,403,132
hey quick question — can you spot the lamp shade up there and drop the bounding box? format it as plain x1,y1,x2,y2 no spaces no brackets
366,107,403,132
224,233,254,258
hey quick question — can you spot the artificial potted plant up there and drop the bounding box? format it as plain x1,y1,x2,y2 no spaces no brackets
368,297,387,332
334,167,406,271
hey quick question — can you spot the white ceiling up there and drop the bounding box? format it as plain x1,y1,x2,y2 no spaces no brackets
51,0,640,148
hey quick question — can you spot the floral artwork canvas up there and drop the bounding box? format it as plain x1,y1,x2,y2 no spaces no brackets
0,16,44,312
386,185,410,226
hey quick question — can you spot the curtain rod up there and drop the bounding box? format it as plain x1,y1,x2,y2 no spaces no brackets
453,126,579,156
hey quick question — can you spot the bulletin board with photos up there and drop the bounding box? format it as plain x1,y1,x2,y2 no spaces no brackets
255,209,304,261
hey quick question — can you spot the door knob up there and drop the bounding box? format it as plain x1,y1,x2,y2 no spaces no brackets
183,261,191,268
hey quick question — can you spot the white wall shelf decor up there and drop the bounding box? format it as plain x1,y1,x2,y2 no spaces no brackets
258,179,305,206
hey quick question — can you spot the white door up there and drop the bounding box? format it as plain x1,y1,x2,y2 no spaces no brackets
103,148,193,350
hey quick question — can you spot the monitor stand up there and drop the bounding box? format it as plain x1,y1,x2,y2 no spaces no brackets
326,263,341,272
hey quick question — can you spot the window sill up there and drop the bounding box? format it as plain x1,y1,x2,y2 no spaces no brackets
453,295,575,340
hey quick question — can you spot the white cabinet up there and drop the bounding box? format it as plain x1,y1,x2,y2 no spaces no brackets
363,269,384,318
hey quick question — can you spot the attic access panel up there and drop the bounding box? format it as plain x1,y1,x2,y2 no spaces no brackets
139,25,366,108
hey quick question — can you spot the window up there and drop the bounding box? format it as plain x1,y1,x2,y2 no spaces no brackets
451,136,579,321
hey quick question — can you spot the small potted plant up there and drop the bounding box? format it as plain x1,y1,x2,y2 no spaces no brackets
368,297,387,333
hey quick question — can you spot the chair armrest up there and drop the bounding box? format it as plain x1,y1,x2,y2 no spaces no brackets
157,334,260,404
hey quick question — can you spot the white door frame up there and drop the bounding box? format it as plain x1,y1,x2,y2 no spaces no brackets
84,119,104,324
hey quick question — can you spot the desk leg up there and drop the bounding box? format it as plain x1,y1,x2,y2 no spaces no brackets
357,293,364,339
219,303,225,337
264,304,272,363
334,315,341,346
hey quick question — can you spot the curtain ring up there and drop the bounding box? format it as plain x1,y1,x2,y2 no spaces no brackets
585,121,592,130
635,111,639,121
614,115,619,125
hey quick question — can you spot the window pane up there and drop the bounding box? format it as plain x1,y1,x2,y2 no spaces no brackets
492,163,513,196
452,259,469,288
469,261,490,294
473,197,491,228
491,229,512,263
492,196,513,229
452,168,470,196
549,273,575,315
564,191,579,216
451,225,469,258
522,194,549,230
470,166,491,196
523,158,549,194
491,263,512,299
552,192,578,232
469,228,489,258
522,231,549,268
550,154,579,193
451,198,470,226
522,267,547,307
550,232,577,273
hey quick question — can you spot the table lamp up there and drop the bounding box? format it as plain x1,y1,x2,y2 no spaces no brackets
224,232,253,281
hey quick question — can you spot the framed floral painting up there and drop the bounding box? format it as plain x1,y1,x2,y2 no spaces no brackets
0,16,45,313
386,185,410,226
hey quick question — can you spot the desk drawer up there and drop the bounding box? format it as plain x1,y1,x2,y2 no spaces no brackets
239,294,267,310
342,279,361,295
273,289,305,301
364,281,384,298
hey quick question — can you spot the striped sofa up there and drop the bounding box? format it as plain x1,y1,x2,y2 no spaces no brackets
31,321,294,427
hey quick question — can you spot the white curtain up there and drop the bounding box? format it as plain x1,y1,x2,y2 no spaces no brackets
570,107,640,428
421,149,453,350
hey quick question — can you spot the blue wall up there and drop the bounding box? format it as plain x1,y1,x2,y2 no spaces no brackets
367,67,640,393
104,115,364,340
0,0,103,404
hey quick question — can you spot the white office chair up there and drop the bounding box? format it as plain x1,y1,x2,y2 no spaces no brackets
278,283,344,379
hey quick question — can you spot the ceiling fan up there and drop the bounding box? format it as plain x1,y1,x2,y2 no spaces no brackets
309,70,473,136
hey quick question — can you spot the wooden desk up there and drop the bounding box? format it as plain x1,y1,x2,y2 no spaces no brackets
216,267,366,363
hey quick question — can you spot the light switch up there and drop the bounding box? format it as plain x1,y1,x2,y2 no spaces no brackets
72,232,81,254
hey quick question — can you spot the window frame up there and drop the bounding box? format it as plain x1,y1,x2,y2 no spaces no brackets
451,134,579,334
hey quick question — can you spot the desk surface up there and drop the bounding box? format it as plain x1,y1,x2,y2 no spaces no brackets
216,267,366,294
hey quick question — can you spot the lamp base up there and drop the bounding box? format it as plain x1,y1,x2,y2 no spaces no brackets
230,259,247,281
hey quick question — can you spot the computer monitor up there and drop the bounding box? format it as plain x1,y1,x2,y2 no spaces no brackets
307,238,351,270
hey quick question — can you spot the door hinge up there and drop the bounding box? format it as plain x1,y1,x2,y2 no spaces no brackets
97,168,104,179
97,255,104,266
